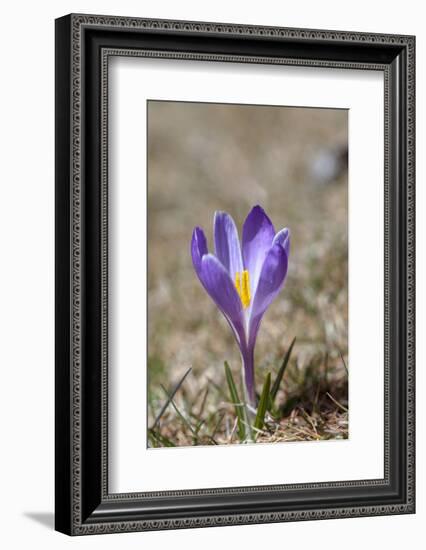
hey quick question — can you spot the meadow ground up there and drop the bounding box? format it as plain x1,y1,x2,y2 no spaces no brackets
147,101,348,447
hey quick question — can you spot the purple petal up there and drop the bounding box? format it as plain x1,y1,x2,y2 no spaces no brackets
214,211,243,277
242,205,275,297
196,253,247,349
248,243,288,348
273,227,290,257
191,226,208,272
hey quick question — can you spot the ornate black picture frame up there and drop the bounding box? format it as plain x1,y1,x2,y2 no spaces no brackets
55,13,415,535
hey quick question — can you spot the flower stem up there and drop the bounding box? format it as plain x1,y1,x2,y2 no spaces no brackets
242,349,256,408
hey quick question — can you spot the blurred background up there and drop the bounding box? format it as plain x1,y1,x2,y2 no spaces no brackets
147,100,348,446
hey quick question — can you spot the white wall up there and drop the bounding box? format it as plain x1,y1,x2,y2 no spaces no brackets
0,0,423,548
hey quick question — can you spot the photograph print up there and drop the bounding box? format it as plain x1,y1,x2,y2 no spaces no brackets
147,100,348,448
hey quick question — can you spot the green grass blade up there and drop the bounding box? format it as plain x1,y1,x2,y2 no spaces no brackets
151,367,192,429
160,384,198,440
270,337,296,404
339,350,348,374
197,386,209,418
254,372,271,433
148,429,176,447
224,361,246,441
210,412,225,441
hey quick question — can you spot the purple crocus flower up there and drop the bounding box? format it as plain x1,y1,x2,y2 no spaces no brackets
191,205,290,406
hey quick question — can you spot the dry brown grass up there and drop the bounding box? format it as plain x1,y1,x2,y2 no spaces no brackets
147,100,348,447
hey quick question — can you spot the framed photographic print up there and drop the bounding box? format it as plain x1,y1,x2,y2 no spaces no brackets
55,14,415,535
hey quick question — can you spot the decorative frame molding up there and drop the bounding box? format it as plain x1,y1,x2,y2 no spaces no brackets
55,14,415,535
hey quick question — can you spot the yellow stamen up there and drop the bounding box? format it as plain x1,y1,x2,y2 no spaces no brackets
235,270,251,308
